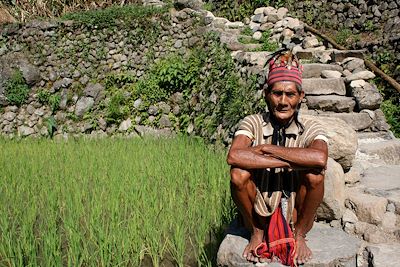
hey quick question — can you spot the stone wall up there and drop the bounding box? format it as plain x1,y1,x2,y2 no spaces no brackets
283,0,400,80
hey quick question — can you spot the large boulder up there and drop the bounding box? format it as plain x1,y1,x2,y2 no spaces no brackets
317,158,346,220
217,222,360,267
302,78,346,95
302,115,357,169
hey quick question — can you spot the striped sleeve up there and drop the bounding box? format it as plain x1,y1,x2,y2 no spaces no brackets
234,115,256,140
302,119,328,147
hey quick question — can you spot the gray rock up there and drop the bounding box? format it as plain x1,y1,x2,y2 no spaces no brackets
303,63,343,78
18,63,40,85
84,83,104,101
342,208,358,224
52,78,73,92
159,114,172,128
133,98,142,109
148,105,158,116
98,118,107,131
225,21,244,29
321,70,342,78
303,36,319,49
302,78,346,95
74,97,94,117
306,95,355,112
342,57,365,72
252,31,262,41
302,115,357,169
18,126,35,137
317,158,346,220
158,102,171,114
370,109,390,131
142,0,166,7
344,71,376,82
217,222,360,267
119,118,132,132
364,244,400,267
344,165,361,184
285,17,301,30
3,112,16,122
351,82,382,110
252,13,264,23
170,92,184,104
134,125,174,137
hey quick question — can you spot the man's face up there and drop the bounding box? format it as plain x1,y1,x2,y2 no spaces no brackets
265,81,304,125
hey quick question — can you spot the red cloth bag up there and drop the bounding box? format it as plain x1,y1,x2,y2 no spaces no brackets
255,205,296,266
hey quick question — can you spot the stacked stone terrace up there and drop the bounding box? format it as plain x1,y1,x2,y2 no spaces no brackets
0,1,399,265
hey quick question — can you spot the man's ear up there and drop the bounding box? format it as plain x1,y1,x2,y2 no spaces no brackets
299,90,305,102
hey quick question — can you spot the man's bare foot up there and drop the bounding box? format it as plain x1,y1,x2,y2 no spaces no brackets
294,236,312,265
243,227,264,262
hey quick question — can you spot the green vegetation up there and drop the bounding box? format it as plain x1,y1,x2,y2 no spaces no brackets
102,34,261,139
0,137,234,266
37,89,61,113
2,0,143,22
335,27,360,46
260,30,279,51
62,4,170,27
4,69,30,107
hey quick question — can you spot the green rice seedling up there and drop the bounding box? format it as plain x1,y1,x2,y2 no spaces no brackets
0,136,234,266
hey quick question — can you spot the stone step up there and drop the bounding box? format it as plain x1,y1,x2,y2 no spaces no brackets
358,139,400,165
302,78,346,96
217,222,361,267
359,165,400,216
302,63,343,78
317,112,373,131
306,95,355,112
296,49,365,63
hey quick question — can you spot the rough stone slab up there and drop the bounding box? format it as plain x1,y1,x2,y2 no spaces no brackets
364,243,400,267
344,71,376,82
318,112,373,131
306,95,355,112
358,140,400,165
302,78,346,95
217,223,360,267
302,64,343,78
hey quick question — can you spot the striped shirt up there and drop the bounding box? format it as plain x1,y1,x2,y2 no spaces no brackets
234,112,328,223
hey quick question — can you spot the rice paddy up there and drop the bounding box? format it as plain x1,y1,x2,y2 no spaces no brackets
0,137,235,266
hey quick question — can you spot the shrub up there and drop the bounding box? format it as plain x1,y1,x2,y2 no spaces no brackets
4,70,30,107
381,99,400,138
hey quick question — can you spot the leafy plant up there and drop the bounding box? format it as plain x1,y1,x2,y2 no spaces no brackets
260,30,279,51
49,94,61,113
46,116,57,138
381,99,400,138
4,70,30,107
37,89,51,104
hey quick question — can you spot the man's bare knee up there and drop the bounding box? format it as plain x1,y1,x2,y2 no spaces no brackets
304,172,324,189
230,168,251,189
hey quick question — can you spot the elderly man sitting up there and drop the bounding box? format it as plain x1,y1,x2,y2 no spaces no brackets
227,51,328,266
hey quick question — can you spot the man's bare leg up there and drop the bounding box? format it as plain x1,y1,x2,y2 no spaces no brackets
293,170,324,265
230,167,265,263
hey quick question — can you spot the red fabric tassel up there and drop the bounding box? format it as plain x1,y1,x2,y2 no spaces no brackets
255,205,296,266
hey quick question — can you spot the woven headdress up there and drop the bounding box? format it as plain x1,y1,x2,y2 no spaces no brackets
267,51,303,87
